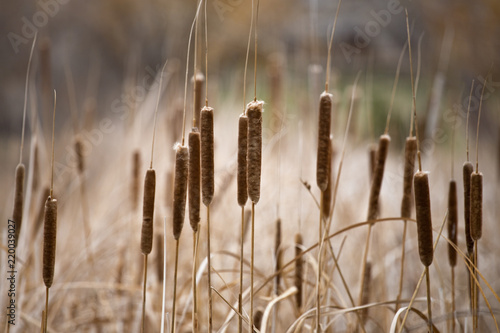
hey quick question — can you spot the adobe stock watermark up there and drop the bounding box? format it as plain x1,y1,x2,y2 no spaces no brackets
340,0,404,64
7,0,72,54
213,0,244,22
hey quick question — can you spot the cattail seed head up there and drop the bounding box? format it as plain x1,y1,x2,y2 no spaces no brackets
75,137,84,174
200,107,214,206
294,232,303,309
43,197,57,288
237,115,249,206
322,138,334,218
367,134,391,221
131,150,141,210
13,163,25,247
447,180,458,267
247,100,263,203
155,233,164,282
188,130,201,232
401,137,417,218
316,92,333,191
413,171,434,267
470,172,483,241
463,162,474,254
141,169,156,254
173,145,189,240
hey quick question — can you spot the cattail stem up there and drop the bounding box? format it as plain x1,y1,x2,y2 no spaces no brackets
44,287,49,333
425,266,433,333
451,267,456,332
250,202,255,333
171,239,180,333
238,206,245,333
141,254,148,333
316,192,324,333
207,206,213,332
192,231,199,333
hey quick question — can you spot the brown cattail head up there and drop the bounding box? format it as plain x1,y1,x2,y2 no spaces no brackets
75,137,84,174
155,233,164,282
463,162,474,254
200,107,214,206
274,218,282,292
470,172,483,241
13,163,25,247
316,92,333,191
322,137,334,218
141,169,156,254
294,232,303,309
188,130,201,232
413,171,434,267
173,144,189,240
447,180,458,267
247,100,264,203
132,150,141,210
367,134,391,221
401,136,417,218
43,197,57,288
237,114,249,206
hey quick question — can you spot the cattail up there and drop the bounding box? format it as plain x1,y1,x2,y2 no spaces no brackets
173,145,189,240
470,172,483,241
316,92,333,191
156,233,164,282
237,115,249,206
43,197,57,288
75,137,84,174
274,218,282,292
33,186,51,238
141,169,156,255
247,101,263,203
322,138,334,218
360,261,372,321
200,107,214,206
413,171,434,267
401,137,417,218
132,150,141,210
13,163,25,246
188,130,201,232
463,162,474,254
367,134,390,221
294,232,303,309
447,180,458,267
193,73,205,127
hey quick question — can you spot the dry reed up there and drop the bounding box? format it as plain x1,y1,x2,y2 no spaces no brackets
237,114,249,207
189,130,201,232
201,106,214,206
247,100,263,203
13,163,25,246
413,171,433,267
316,92,333,192
173,145,189,240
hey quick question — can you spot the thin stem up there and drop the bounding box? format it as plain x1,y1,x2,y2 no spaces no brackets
316,193,325,333
207,206,213,332
161,217,167,333
141,254,148,333
466,80,475,162
358,223,372,307
253,0,260,101
476,79,487,172
250,202,255,333
242,0,254,110
50,90,56,198
396,220,408,310
473,242,479,332
20,33,38,164
451,267,455,333
405,9,422,171
151,60,168,169
238,206,245,333
325,0,343,92
425,266,433,333
193,1,199,128
204,0,209,106
171,240,180,333
384,42,407,135
44,287,49,333
192,231,199,333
